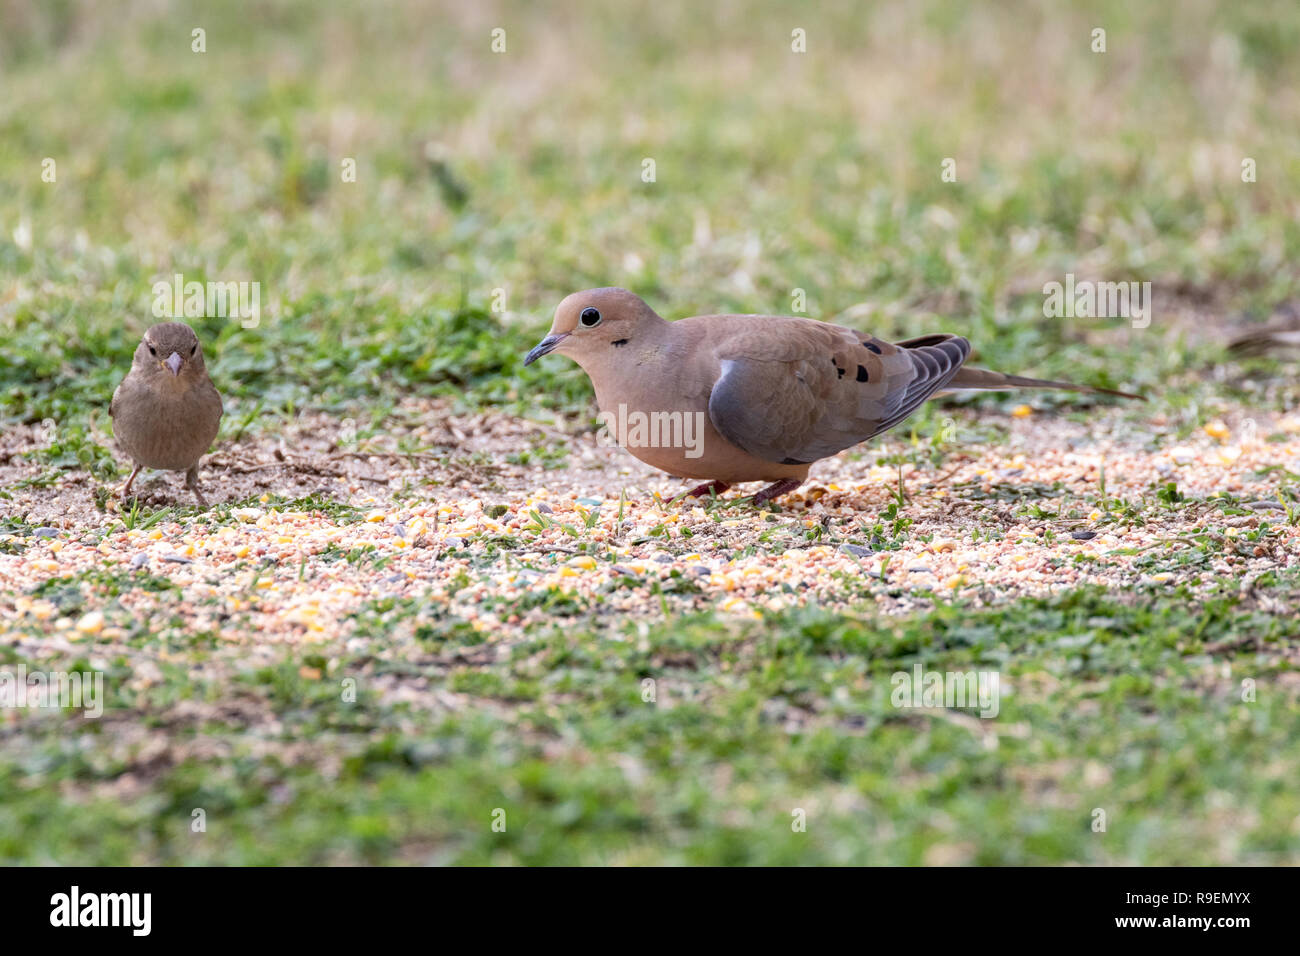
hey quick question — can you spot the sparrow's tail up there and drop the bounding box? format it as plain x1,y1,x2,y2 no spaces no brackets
948,366,1144,401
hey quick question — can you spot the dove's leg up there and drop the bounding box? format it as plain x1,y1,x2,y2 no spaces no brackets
185,465,209,509
751,478,802,505
673,480,730,503
122,464,142,499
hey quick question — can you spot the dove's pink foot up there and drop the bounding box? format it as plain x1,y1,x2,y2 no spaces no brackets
751,478,802,505
672,480,730,503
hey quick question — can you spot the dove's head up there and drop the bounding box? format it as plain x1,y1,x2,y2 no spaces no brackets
524,288,664,370
132,322,209,385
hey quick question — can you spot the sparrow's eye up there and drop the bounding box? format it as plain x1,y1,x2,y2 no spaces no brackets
147,344,156,356
580,308,601,328
190,345,197,356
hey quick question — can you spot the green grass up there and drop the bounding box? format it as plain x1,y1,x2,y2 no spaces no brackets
2,0,1300,864
3,578,1297,864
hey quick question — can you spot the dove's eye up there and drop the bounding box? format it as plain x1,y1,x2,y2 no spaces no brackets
580,308,602,328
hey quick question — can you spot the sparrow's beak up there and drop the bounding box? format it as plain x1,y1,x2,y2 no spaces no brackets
524,332,569,366
164,351,183,376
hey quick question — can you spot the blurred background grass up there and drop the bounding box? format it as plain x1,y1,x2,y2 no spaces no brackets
2,0,1298,437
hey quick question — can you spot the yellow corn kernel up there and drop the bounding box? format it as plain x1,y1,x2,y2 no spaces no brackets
1203,421,1230,440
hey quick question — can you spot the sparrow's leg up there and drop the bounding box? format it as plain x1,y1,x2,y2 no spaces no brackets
122,463,142,498
750,478,802,505
672,480,730,503
185,465,209,509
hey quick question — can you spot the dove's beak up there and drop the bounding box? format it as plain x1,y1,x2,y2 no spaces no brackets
524,332,568,366
164,351,183,376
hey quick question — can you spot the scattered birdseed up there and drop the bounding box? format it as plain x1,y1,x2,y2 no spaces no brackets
1,402,1297,658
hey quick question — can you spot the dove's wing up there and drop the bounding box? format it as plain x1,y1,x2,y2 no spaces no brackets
702,316,970,464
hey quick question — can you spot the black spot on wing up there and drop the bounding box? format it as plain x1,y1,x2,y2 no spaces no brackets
856,365,869,382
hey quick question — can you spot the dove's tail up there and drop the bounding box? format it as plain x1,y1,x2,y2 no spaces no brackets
948,366,1144,401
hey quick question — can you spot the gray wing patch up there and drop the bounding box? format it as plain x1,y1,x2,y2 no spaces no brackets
707,358,820,462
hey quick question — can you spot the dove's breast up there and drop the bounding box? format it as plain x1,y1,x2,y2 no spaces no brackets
585,336,808,483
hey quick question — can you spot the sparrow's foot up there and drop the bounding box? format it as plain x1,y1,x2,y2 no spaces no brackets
121,464,142,499
750,478,802,506
185,466,209,509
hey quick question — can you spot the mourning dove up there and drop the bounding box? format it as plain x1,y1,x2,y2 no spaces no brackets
525,288,1141,503
110,322,224,507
